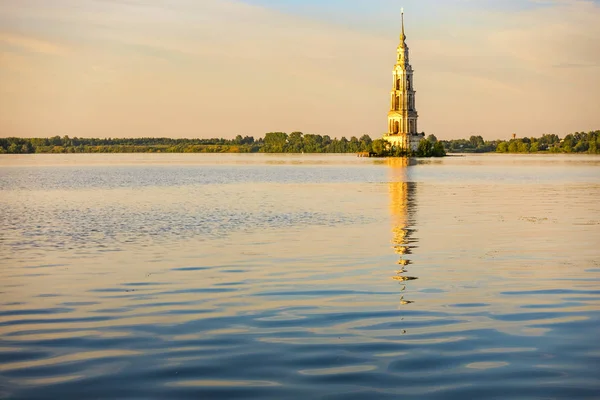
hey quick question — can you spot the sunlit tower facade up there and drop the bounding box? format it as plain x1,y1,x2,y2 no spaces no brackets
384,10,424,151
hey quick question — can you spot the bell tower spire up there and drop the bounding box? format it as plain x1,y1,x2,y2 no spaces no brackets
400,8,406,43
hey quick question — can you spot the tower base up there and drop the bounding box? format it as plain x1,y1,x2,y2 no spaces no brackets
383,133,425,152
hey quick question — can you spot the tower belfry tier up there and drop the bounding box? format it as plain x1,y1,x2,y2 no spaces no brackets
384,10,424,151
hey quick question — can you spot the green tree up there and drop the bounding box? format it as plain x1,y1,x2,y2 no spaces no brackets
322,135,332,147
574,140,589,153
263,132,288,152
530,142,539,152
432,141,446,157
8,143,20,153
517,141,530,153
371,139,386,156
589,135,598,153
416,139,433,157
359,134,372,152
359,134,372,144
21,143,33,154
287,132,304,153
348,136,360,153
469,135,484,148
303,134,323,153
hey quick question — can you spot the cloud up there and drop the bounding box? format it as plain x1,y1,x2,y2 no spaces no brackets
0,51,29,72
552,63,599,69
0,32,68,55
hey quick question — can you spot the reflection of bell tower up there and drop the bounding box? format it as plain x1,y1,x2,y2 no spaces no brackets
388,158,418,306
384,9,420,151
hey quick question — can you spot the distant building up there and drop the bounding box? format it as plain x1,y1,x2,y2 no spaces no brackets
383,10,425,152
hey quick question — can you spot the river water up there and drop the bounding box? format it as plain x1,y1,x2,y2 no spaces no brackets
0,154,599,399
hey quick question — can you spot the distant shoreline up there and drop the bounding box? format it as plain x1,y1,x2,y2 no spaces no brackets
1,152,597,157
1,130,598,155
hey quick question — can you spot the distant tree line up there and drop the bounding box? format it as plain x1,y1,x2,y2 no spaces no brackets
262,132,377,153
1,130,597,155
0,133,376,155
438,131,599,154
0,135,262,154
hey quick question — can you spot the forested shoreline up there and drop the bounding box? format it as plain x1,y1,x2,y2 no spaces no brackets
440,131,599,154
1,130,598,155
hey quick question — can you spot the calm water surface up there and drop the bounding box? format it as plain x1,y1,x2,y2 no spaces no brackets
0,154,599,399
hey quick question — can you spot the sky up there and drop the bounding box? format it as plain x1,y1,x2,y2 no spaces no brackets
0,0,599,140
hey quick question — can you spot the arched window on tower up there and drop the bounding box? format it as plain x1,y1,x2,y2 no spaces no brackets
407,78,411,90
395,96,400,111
396,79,401,90
394,121,399,134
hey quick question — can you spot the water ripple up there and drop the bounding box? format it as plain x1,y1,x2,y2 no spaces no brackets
1,154,599,399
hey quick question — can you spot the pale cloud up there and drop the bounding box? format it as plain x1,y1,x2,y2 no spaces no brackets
0,0,598,139
410,0,600,137
487,1,600,70
0,51,29,72
0,32,68,55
